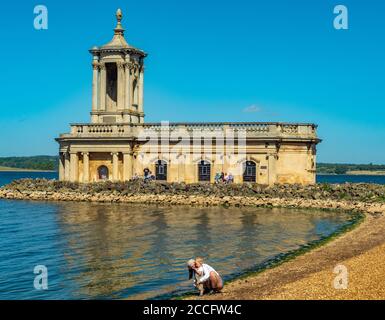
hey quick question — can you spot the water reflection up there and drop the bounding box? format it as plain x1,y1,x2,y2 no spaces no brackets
57,203,156,298
54,203,350,299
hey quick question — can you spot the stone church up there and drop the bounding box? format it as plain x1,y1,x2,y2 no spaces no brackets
56,9,321,185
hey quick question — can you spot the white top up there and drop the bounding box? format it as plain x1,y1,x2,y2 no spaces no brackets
194,266,204,284
198,263,219,284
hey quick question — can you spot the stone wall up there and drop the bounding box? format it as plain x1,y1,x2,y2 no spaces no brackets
1,179,385,206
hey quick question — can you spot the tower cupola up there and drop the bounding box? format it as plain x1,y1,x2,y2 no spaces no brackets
89,9,147,124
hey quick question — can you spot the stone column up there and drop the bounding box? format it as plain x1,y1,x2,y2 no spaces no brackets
124,57,131,115
132,146,139,177
99,63,106,111
70,152,79,182
268,154,277,185
112,152,119,181
92,60,99,112
117,62,125,110
132,67,138,108
82,152,89,183
123,151,133,181
64,152,70,181
138,66,144,120
59,153,65,181
178,154,186,182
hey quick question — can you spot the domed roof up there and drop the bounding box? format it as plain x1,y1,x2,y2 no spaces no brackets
98,9,146,56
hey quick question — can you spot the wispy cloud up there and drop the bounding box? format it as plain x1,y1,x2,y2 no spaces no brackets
243,104,262,113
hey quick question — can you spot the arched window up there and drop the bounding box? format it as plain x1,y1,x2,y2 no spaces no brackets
132,78,138,106
106,63,117,110
155,160,167,181
243,161,256,182
198,160,211,182
98,165,109,180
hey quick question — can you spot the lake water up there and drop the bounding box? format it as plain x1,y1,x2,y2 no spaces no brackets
316,174,385,184
0,199,353,300
0,171,358,300
0,171,58,187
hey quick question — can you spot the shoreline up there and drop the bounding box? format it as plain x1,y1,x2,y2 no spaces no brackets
1,179,385,300
2,170,384,175
318,171,385,176
0,168,56,172
1,187,385,212
346,170,385,176
188,208,385,300
174,209,364,301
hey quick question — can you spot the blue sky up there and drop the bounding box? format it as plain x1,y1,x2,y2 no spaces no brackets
0,0,384,163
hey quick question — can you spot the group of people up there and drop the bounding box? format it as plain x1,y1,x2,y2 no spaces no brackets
132,168,156,182
143,168,156,181
187,257,223,296
132,169,234,184
214,172,234,184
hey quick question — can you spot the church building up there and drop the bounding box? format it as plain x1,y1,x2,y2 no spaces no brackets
56,9,321,185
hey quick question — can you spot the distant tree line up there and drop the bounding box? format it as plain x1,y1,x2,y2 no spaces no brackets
317,163,385,175
0,156,384,174
0,156,58,171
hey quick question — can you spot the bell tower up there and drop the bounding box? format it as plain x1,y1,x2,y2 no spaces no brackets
89,9,147,124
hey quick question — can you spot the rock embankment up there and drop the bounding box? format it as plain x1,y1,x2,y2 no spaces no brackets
0,179,385,212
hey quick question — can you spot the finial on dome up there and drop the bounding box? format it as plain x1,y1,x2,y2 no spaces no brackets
114,8,124,35
116,9,122,23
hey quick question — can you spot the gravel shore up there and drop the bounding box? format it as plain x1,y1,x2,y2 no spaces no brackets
188,209,385,300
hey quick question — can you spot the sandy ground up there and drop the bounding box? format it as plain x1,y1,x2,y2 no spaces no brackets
188,212,385,300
